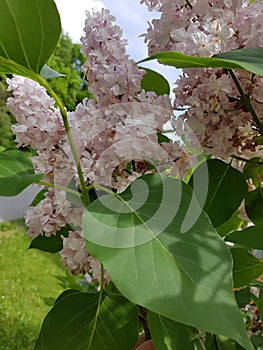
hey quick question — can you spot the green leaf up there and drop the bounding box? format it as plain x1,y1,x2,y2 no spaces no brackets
34,289,138,350
216,211,243,237
40,64,65,79
157,133,170,144
214,49,263,77
30,189,47,206
140,67,170,95
226,226,263,250
234,288,252,308
231,248,263,288
0,149,44,196
29,226,70,253
148,311,194,350
138,48,263,76
243,157,263,186
245,187,263,227
0,56,43,80
0,0,61,73
83,173,253,349
189,159,247,227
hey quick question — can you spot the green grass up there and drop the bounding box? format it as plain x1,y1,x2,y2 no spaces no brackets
0,220,66,350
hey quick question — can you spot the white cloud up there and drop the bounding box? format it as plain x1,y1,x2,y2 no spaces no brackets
54,0,104,42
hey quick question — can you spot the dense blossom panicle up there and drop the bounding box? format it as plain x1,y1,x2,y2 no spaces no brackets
80,9,145,105
141,0,263,158
6,76,65,150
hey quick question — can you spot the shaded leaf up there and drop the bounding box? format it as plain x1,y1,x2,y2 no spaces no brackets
243,158,263,186
231,248,263,288
83,173,252,349
138,48,263,76
29,226,70,253
189,159,247,227
148,311,194,350
34,289,138,350
226,226,263,250
234,288,252,308
30,189,47,206
216,211,242,237
245,187,263,227
140,67,170,95
0,149,43,196
0,0,61,73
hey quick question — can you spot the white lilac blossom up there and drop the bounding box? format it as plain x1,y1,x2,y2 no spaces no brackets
141,0,263,158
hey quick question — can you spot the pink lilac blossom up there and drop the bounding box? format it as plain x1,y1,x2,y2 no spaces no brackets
60,231,90,275
6,76,65,150
80,9,145,106
141,0,263,158
7,7,199,281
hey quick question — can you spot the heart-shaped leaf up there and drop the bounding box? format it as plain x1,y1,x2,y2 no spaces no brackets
34,289,138,350
0,149,43,196
139,48,263,76
189,159,247,227
83,174,253,349
0,0,61,73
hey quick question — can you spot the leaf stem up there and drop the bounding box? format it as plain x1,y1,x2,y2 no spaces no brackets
35,180,81,197
228,69,263,135
138,306,151,341
35,75,90,207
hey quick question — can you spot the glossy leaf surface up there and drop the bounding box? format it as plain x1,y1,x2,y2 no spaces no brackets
0,0,61,73
83,174,252,349
139,48,263,76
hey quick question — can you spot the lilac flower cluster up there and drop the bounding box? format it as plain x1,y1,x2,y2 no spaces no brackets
142,0,263,158
7,8,187,281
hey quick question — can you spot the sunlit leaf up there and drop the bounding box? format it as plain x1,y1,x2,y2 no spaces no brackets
83,174,253,349
0,149,43,196
0,0,61,73
139,48,263,76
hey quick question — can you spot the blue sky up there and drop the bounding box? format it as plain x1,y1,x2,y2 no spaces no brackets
54,0,180,88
